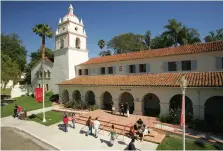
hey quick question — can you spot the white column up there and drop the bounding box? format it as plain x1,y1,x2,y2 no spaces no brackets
134,101,142,115
160,102,169,116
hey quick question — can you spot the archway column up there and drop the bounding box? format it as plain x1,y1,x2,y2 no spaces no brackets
193,104,203,120
95,96,101,107
113,98,119,111
160,103,169,116
134,101,142,115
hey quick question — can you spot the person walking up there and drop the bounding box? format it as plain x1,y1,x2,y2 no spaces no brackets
17,105,22,120
109,124,117,146
71,113,76,129
119,100,124,116
128,137,137,150
63,115,69,132
13,104,18,118
125,102,130,117
129,125,135,139
86,116,93,136
93,117,100,138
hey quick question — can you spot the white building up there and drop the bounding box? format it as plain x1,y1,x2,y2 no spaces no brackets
31,5,223,125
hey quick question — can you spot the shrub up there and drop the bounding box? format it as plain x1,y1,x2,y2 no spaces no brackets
159,114,175,123
89,104,99,111
72,100,88,110
64,101,73,108
45,91,54,101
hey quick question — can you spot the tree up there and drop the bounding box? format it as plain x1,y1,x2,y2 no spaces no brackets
33,24,53,122
1,33,27,72
98,40,105,49
150,34,173,49
145,30,151,49
204,28,223,42
107,33,147,54
1,54,21,89
163,19,182,46
178,26,201,45
99,50,111,57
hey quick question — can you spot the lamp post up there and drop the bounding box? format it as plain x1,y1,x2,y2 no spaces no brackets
180,76,188,151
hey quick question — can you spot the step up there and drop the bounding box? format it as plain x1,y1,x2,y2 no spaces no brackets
75,118,165,144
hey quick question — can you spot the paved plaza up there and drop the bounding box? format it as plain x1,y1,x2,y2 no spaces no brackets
1,108,158,150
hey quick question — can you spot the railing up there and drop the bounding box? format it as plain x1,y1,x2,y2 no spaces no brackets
118,123,133,141
99,120,117,135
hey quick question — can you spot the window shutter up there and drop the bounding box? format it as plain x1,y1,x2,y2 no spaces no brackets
146,64,150,73
98,68,101,74
135,64,139,73
216,57,222,69
191,60,197,71
126,65,129,74
163,62,168,72
105,67,107,75
177,61,181,71
113,66,116,74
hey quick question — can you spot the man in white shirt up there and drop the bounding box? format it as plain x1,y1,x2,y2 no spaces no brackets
93,117,100,138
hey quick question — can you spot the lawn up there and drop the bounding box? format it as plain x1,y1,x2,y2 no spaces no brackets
1,88,12,95
1,96,52,118
27,111,63,126
157,136,217,150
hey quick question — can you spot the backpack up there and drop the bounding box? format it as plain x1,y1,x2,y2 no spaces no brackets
86,120,90,126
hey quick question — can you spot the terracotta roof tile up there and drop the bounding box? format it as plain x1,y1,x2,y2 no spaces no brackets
58,71,223,87
80,41,223,65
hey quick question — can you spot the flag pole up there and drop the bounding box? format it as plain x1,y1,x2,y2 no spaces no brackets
42,39,46,123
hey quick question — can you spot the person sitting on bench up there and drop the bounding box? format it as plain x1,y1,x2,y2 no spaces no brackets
134,118,144,131
137,126,145,142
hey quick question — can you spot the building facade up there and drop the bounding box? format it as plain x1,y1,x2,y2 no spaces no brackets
31,5,223,125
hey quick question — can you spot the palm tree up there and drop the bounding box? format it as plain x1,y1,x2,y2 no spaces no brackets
178,26,201,45
32,24,53,122
204,28,223,42
163,19,182,46
145,30,151,49
98,40,105,49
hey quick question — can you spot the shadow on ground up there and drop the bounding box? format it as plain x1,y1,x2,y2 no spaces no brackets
28,114,42,120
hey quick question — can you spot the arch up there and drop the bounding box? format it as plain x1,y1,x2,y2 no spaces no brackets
169,94,193,123
76,37,80,49
72,90,81,102
85,91,95,105
62,89,69,104
120,92,134,114
142,93,160,117
101,91,113,110
204,96,223,129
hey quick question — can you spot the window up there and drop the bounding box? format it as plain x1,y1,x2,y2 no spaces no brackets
47,70,51,78
139,64,146,73
39,84,41,88
101,67,105,74
108,67,113,74
44,71,47,78
40,71,43,78
79,69,82,75
75,27,78,31
168,62,177,71
60,38,64,49
84,69,88,75
76,38,80,49
181,60,191,71
129,65,136,73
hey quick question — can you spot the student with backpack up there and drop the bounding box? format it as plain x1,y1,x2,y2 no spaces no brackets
17,105,22,120
13,104,18,118
86,116,93,136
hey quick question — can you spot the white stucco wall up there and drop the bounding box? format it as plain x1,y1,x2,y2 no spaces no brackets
76,51,223,76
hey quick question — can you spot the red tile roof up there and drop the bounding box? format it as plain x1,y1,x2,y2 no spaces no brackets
58,71,223,87
80,40,223,65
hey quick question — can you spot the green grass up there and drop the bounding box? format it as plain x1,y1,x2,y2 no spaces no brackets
1,88,12,95
27,111,63,126
1,96,52,118
157,136,217,150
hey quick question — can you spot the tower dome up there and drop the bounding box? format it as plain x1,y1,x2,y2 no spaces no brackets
62,4,80,24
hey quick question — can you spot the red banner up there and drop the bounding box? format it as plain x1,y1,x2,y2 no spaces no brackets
35,88,43,102
180,94,185,127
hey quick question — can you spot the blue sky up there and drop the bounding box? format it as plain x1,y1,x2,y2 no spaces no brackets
2,1,223,62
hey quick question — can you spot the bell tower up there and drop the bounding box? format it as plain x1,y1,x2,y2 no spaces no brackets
50,4,88,93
